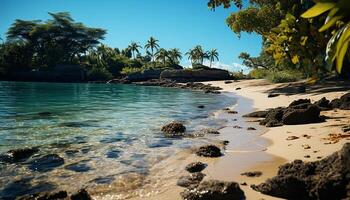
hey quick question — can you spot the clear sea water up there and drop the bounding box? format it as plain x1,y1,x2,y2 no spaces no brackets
0,81,235,199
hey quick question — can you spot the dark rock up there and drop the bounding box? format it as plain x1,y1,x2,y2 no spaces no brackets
177,172,206,188
227,110,238,114
268,93,280,98
330,93,350,110
160,68,231,82
70,189,92,200
236,87,241,90
247,127,256,131
259,108,284,127
243,110,268,118
180,180,245,200
197,105,205,109
282,105,322,125
17,190,68,200
0,147,39,163
196,145,222,157
251,143,350,200
161,121,186,137
330,98,342,109
289,99,311,107
224,81,233,84
241,171,262,177
233,125,242,129
222,140,230,146
185,162,207,173
28,154,64,172
314,97,332,110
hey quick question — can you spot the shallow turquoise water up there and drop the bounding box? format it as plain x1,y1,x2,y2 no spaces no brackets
0,81,235,199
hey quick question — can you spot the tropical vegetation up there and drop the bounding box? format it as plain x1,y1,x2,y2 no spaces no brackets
0,12,222,81
208,0,350,81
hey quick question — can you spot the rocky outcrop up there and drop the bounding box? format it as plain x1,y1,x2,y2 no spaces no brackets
161,121,186,137
282,105,322,125
160,68,231,82
195,145,222,157
17,189,91,200
180,180,245,200
126,69,164,82
251,143,350,200
134,79,222,94
0,147,39,163
185,162,207,173
241,171,262,177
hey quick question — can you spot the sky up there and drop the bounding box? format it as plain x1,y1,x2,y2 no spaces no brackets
0,0,262,72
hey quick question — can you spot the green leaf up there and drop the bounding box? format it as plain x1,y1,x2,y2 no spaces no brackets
301,2,336,18
336,37,350,73
319,15,343,32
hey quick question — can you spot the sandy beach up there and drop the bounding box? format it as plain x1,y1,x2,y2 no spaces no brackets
202,79,350,199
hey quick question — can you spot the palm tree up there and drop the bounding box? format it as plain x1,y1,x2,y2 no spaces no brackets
168,48,182,64
207,49,219,67
186,45,207,65
144,37,160,61
128,42,142,59
193,45,207,65
155,48,169,66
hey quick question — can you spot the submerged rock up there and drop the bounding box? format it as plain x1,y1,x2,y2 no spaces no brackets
161,121,186,137
0,147,39,163
195,145,222,157
177,172,206,188
28,154,64,172
251,143,350,200
70,189,92,200
17,190,68,200
197,105,205,109
185,162,207,173
180,180,245,200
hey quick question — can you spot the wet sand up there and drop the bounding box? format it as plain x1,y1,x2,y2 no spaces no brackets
125,89,286,200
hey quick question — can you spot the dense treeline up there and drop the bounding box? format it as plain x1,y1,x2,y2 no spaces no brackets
0,12,221,82
208,0,350,81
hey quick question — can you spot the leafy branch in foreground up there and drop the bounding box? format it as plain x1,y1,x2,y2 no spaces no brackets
301,0,350,74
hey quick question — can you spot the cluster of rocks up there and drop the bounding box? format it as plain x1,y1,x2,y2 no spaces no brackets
252,143,350,200
244,92,350,128
178,162,245,200
17,189,92,200
160,121,222,138
134,79,222,94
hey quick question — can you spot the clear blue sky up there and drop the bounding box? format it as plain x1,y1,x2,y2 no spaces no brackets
0,0,262,72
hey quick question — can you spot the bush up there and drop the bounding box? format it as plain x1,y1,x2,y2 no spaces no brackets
121,67,144,75
267,70,304,83
87,67,113,81
248,68,269,79
231,71,246,79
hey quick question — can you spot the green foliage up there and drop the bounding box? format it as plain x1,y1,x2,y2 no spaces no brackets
248,68,269,79
301,0,350,74
7,12,106,68
120,67,144,75
87,67,113,81
266,69,304,83
231,71,246,79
